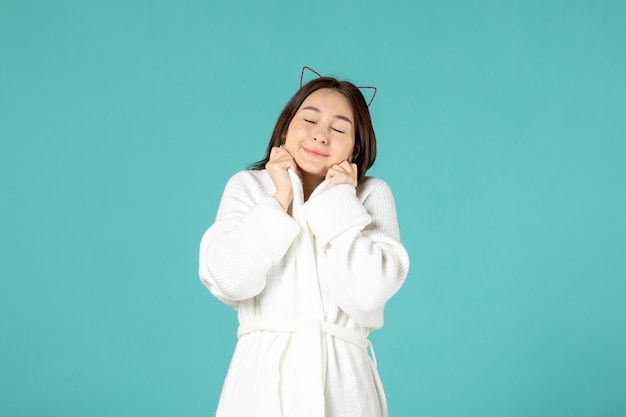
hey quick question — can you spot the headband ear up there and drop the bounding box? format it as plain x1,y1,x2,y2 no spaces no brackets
357,86,377,108
299,66,377,107
300,66,323,88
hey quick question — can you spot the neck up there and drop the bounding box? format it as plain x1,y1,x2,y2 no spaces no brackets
300,171,324,201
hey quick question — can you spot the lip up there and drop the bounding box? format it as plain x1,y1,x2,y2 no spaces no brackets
302,147,329,158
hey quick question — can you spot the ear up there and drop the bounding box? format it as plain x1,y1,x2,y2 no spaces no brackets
352,142,360,162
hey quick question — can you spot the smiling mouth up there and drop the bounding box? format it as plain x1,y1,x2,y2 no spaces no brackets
303,147,328,157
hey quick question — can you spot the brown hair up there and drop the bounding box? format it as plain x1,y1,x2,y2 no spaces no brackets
249,76,377,184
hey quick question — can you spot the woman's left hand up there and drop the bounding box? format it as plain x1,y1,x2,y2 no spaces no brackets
325,161,358,189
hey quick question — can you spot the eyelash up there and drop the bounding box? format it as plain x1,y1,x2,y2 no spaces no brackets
304,119,345,134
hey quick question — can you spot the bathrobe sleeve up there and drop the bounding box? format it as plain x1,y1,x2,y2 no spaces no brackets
199,171,300,304
301,177,410,328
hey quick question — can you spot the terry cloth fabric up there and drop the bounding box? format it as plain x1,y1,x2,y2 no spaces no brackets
199,169,410,417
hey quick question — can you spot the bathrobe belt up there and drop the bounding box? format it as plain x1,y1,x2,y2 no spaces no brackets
238,319,384,417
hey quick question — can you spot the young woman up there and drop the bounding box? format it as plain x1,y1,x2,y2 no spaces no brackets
199,68,410,417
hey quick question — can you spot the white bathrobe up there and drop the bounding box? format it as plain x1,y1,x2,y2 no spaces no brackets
199,169,410,417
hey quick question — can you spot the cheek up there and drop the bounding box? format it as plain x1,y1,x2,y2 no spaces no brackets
285,124,306,144
337,138,355,158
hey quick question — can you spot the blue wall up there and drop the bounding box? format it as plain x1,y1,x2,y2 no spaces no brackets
1,0,624,416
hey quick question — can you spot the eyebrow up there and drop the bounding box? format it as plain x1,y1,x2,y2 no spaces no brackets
302,106,353,125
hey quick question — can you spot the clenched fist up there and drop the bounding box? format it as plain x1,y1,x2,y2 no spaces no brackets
325,161,358,189
265,146,299,212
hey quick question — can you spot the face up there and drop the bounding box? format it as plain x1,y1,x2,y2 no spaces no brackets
284,88,356,182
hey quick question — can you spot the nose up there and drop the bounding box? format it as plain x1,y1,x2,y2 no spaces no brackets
312,127,328,144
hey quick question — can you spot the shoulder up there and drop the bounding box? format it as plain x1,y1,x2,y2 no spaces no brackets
224,169,273,192
356,177,395,210
215,170,276,215
359,176,392,191
356,176,395,201
227,169,270,182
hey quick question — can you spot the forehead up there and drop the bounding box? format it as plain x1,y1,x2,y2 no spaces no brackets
300,88,353,117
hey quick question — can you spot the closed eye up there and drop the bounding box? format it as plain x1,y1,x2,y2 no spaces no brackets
332,128,345,133
304,119,316,124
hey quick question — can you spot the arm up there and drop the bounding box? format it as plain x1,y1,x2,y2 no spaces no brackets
198,171,300,303
302,178,410,328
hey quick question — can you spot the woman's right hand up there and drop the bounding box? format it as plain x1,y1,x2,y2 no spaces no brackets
265,146,298,212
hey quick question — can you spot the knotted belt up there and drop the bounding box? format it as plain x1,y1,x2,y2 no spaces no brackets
238,319,385,417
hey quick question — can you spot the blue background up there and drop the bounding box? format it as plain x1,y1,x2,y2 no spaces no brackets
1,0,625,416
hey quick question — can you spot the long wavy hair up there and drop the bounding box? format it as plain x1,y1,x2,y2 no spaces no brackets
249,76,377,184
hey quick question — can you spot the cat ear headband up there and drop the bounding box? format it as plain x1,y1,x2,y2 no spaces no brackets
299,66,377,108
